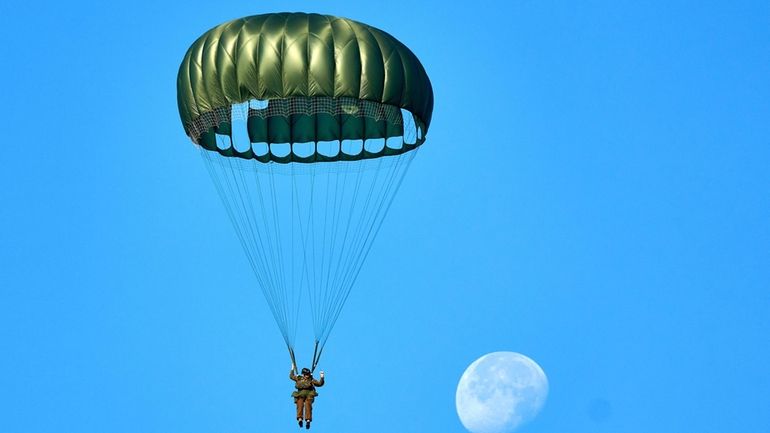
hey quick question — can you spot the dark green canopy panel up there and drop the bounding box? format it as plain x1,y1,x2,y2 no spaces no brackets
177,12,433,162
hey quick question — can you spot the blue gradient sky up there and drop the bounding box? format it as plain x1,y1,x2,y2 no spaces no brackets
1,1,768,432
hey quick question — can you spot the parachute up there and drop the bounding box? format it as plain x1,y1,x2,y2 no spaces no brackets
177,13,433,371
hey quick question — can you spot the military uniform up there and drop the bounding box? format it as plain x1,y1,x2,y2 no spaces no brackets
290,369,325,422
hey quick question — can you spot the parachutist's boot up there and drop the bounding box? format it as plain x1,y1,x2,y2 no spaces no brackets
305,420,311,429
298,418,303,428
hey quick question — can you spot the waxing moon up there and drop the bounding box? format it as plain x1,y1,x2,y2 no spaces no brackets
456,352,548,433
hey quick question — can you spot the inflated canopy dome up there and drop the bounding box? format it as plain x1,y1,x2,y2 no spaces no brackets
177,12,434,162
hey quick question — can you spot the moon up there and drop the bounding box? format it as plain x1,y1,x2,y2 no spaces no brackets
456,352,548,433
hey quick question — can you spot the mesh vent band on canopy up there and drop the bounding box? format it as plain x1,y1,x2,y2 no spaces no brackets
186,96,408,143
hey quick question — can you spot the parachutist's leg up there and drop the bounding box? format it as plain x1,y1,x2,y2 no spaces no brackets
304,399,312,421
295,398,305,423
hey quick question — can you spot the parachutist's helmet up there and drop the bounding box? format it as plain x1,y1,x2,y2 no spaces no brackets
301,368,311,376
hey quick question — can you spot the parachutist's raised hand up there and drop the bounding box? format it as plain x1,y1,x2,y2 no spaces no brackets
320,371,325,378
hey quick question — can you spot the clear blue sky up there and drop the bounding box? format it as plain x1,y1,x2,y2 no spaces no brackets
1,1,768,432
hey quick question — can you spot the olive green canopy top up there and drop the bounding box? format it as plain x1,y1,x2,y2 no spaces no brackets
177,12,433,160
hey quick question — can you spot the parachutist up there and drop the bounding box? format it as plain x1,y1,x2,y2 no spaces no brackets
291,365,325,428
179,15,431,409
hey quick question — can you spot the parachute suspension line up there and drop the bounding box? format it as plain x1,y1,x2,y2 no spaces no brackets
289,161,298,345
255,160,301,348
200,126,421,368
340,151,417,333
316,162,338,338
317,161,346,337
267,161,292,342
242,158,296,347
245,158,293,347
316,157,373,341
308,167,328,339
305,167,318,322
201,151,261,289
319,158,361,340
318,150,418,348
201,148,292,347
204,146,277,306
288,144,420,358
317,156,367,336
242,161,293,346
232,163,276,293
289,161,314,347
231,158,291,341
321,160,349,325
293,166,315,348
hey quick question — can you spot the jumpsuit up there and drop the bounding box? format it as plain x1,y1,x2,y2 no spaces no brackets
290,370,325,421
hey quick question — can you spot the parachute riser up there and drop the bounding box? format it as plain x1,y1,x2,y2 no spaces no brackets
310,340,324,373
288,346,298,376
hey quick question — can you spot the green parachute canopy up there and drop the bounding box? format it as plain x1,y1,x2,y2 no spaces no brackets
177,12,433,162
177,13,432,372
